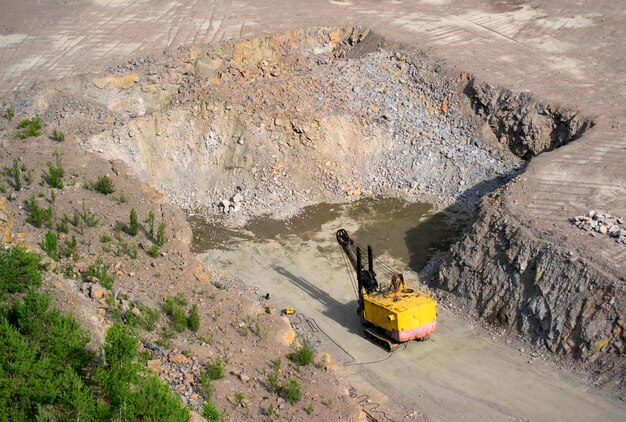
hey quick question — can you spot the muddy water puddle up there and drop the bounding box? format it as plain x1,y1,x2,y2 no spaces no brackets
189,198,467,272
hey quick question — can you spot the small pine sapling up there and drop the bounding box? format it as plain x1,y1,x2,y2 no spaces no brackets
146,211,155,240
156,222,167,246
128,209,138,236
11,159,21,191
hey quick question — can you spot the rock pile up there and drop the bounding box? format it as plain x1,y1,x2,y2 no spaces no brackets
143,347,206,411
570,210,625,244
219,191,244,214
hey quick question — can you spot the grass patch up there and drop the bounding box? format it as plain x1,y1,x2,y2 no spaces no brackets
162,296,187,332
4,106,14,121
50,129,65,142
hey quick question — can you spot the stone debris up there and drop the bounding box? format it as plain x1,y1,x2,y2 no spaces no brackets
570,210,626,245
145,348,207,411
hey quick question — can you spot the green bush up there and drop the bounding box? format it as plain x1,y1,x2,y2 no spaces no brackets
56,213,69,233
42,230,58,260
11,159,21,191
100,234,112,243
50,129,65,142
47,152,64,189
96,323,141,407
128,208,138,236
187,304,200,332
289,339,314,366
0,245,42,294
122,373,189,421
280,378,302,405
24,195,54,228
16,116,42,139
94,175,115,195
85,257,115,289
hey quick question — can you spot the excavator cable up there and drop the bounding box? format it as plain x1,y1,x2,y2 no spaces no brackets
340,243,360,301
289,312,401,422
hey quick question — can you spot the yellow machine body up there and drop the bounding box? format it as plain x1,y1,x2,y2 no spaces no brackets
362,289,437,342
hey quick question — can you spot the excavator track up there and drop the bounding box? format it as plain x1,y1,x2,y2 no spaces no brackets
364,327,399,352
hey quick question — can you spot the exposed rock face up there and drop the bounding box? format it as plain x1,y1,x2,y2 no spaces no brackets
464,78,594,159
436,194,625,376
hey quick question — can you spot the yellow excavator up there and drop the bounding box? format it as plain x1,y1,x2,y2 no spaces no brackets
336,229,437,351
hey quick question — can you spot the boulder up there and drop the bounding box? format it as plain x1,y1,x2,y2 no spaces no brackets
169,353,191,365
90,284,106,299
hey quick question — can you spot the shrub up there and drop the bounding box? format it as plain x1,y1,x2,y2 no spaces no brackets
11,159,21,191
156,222,167,246
85,257,115,289
4,106,14,121
94,175,115,195
128,208,138,236
96,323,141,407
16,116,42,139
148,244,159,258
289,339,314,366
280,378,302,405
100,234,112,243
42,230,59,260
50,129,65,142
202,402,223,422
47,152,64,189
122,374,189,421
25,195,54,228
187,304,200,332
0,245,42,294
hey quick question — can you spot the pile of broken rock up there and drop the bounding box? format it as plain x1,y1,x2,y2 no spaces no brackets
570,210,625,244
219,192,244,214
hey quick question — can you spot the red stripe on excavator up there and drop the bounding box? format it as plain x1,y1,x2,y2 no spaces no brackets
390,321,437,342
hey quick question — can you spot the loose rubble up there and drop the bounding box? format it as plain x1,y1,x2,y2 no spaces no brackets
570,210,626,245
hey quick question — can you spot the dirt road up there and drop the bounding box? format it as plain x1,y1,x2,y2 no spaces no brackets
198,210,626,421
